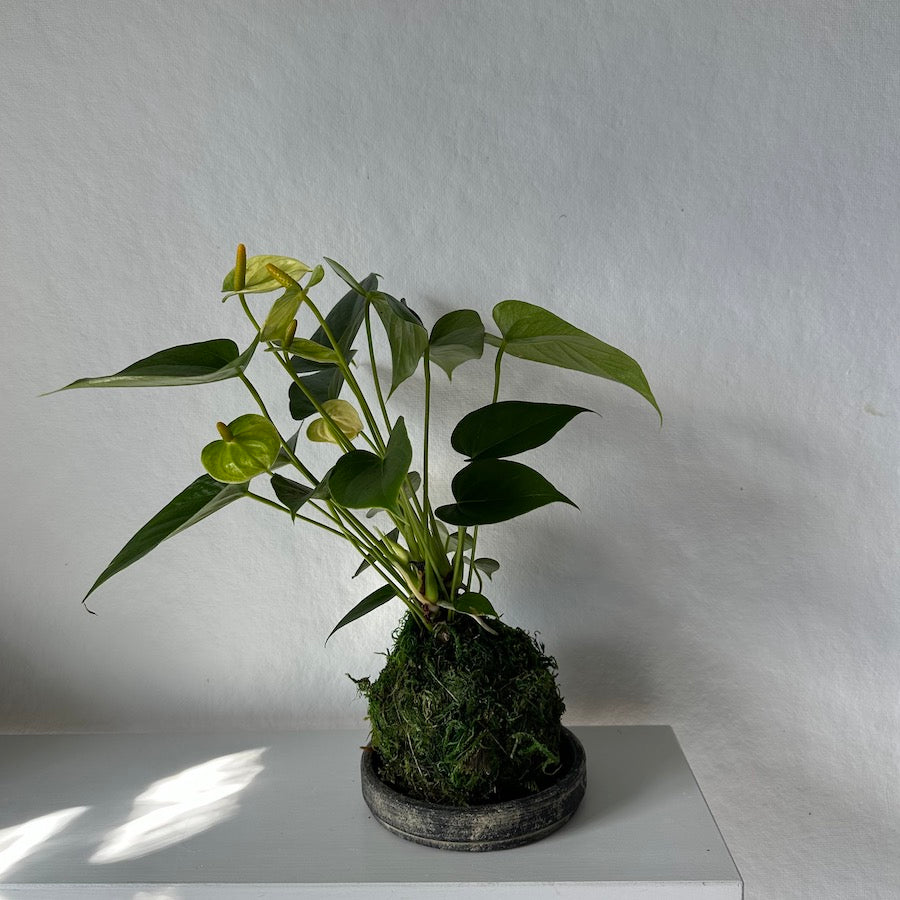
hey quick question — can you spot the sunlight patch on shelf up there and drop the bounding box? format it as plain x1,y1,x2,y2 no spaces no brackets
0,806,89,878
90,747,266,865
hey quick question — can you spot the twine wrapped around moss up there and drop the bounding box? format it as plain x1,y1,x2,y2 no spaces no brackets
354,613,566,806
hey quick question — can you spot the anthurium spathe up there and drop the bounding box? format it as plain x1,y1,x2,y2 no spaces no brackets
201,414,281,484
306,399,364,444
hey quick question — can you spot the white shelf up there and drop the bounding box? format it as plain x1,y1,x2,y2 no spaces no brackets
0,726,742,898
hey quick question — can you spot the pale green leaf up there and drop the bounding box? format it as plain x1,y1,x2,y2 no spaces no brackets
222,255,311,297
306,399,364,444
260,289,303,342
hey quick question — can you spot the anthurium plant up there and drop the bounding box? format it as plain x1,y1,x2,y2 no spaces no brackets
53,246,659,804
55,246,658,630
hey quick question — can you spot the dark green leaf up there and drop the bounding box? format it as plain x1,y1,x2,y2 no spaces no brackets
353,527,400,577
446,531,475,552
435,459,575,526
329,417,412,511
273,429,300,468
84,475,249,601
290,274,376,374
50,338,258,391
474,557,500,579
366,470,421,517
370,291,428,395
429,310,484,379
442,591,498,617
326,583,396,643
310,466,334,501
451,400,592,460
493,300,660,421
404,470,422,498
270,474,314,516
288,366,347,420
323,258,369,297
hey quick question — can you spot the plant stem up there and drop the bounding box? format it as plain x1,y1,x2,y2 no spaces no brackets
238,373,319,484
466,350,504,590
422,351,434,526
492,345,505,404
466,526,479,591
450,526,467,598
246,492,346,538
238,295,260,331
297,287,386,453
364,302,392,433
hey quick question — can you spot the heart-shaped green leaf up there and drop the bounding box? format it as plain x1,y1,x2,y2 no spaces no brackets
370,291,428,396
201,414,281,484
326,583,396,644
493,300,660,421
288,366,348,420
435,459,576,526
366,471,420,517
84,475,250,602
306,399,364,444
222,255,311,297
440,591,498,618
50,338,258,391
451,400,592,460
445,531,475,552
270,473,314,516
474,557,500,579
429,310,485,379
329,417,412,511
306,264,325,288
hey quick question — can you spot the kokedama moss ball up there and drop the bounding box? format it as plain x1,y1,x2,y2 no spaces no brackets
355,613,566,806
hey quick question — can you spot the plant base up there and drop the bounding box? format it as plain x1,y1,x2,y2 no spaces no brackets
360,726,587,851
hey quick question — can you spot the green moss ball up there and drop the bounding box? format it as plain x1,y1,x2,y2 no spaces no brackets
356,613,566,806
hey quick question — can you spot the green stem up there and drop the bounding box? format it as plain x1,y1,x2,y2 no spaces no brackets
239,294,260,331
239,373,319,484
466,525,479,591
466,350,504,590
450,526,466,598
268,352,355,453
422,351,434,528
246,492,345,538
298,288,386,453
492,345,505,404
365,302,392,433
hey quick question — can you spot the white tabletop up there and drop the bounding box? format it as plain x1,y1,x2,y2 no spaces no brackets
0,726,742,898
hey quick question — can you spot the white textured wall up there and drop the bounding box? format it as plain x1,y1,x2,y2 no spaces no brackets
2,2,898,897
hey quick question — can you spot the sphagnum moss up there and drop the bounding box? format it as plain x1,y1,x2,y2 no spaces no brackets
355,613,566,806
